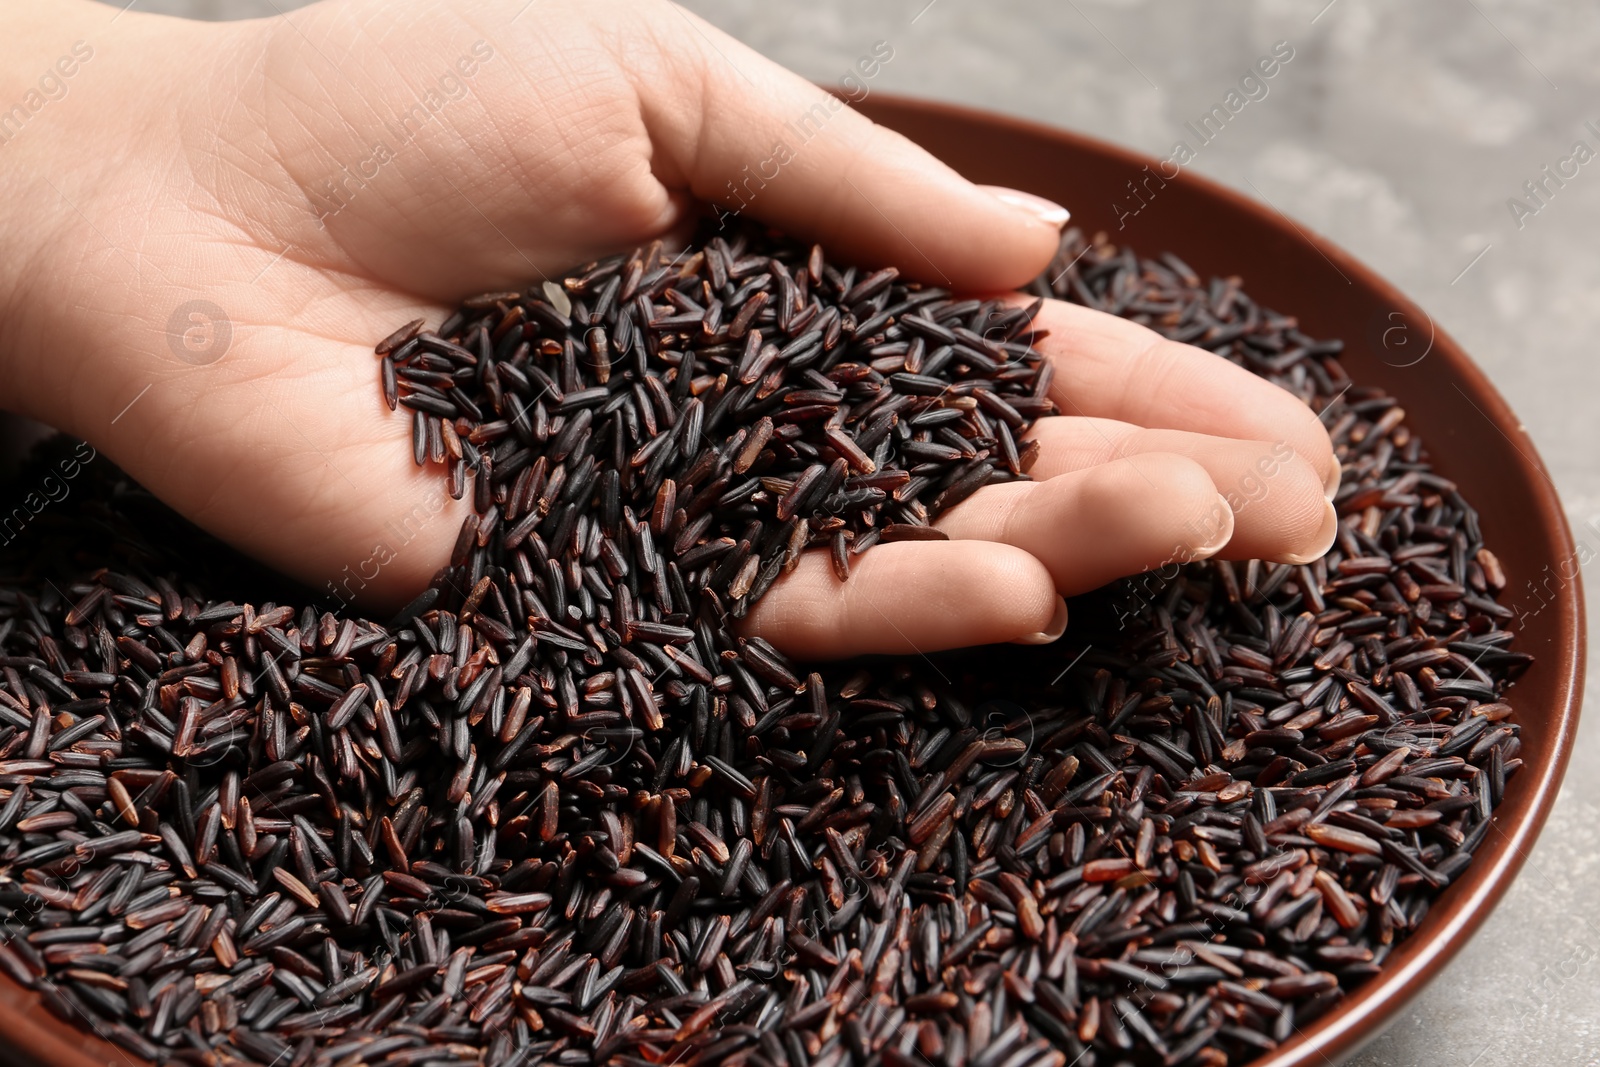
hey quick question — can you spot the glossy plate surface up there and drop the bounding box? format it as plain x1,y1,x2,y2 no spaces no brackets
0,94,1582,1067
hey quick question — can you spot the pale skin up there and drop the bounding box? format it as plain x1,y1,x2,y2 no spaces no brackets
0,0,1340,659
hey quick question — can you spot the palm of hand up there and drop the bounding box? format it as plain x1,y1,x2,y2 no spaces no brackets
0,0,1336,657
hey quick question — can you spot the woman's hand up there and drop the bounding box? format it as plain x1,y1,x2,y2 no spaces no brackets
0,0,1336,657
744,295,1340,657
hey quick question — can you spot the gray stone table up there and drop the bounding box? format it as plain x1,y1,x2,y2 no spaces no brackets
76,2,1600,1063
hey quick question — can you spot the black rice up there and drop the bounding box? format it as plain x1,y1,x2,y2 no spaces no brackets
0,222,1528,1067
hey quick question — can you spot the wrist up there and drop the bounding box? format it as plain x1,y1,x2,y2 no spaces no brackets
0,2,222,433
0,1,99,406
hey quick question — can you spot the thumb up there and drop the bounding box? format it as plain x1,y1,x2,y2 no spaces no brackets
637,4,1068,290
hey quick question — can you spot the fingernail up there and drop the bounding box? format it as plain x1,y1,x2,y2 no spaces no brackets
1012,596,1068,645
1284,499,1340,565
1189,494,1236,560
1324,461,1342,501
980,185,1071,230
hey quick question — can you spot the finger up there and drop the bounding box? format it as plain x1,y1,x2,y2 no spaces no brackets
934,453,1260,592
1026,417,1337,562
235,1,1066,297
641,5,1068,290
740,541,1064,660
1009,297,1340,495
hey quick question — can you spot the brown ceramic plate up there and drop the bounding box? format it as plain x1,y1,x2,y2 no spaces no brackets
0,96,1584,1067
854,93,1586,1065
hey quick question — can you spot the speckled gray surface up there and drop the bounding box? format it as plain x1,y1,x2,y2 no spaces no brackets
92,2,1600,1064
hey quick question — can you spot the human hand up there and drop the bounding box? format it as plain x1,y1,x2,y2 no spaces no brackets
0,0,1336,657
744,294,1341,657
